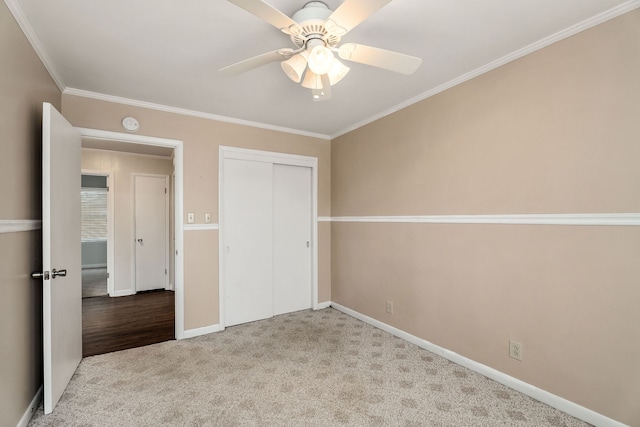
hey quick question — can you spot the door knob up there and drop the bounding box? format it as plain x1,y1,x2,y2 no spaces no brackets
32,269,66,279
51,268,67,278
137,238,143,245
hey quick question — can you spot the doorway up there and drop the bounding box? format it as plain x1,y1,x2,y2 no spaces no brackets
82,290,174,357
78,128,186,341
79,149,175,356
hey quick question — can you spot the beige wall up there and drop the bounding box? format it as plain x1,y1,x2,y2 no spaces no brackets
0,2,61,425
184,230,219,328
331,10,640,426
81,149,174,294
63,96,332,330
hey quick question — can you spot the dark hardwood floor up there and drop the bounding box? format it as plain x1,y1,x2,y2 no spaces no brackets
82,290,175,357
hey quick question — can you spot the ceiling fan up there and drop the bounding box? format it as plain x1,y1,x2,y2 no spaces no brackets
220,0,422,101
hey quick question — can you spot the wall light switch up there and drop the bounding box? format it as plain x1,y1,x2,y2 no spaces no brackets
187,212,195,224
204,213,212,223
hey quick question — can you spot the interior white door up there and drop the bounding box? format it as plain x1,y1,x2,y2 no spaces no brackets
40,102,82,414
134,175,168,292
223,159,273,326
273,164,312,315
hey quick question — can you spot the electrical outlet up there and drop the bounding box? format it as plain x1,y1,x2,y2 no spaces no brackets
509,340,523,361
204,213,212,223
386,301,394,314
187,212,195,224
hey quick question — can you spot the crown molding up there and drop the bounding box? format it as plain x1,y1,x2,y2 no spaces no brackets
63,88,331,141
4,0,65,91
331,0,640,139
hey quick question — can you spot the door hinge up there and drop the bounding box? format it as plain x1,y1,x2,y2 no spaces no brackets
165,188,167,194
165,268,167,274
107,272,110,279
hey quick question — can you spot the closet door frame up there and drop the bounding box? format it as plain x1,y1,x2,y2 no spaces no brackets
218,146,319,330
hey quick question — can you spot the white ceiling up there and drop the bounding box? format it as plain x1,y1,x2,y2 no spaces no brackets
8,0,639,138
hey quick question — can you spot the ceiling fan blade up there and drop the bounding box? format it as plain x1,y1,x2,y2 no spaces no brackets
228,0,300,34
326,0,391,34
338,43,422,75
219,48,293,76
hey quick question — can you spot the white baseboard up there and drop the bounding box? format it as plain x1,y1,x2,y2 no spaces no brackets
110,289,135,297
183,305,332,339
111,288,175,297
330,302,626,427
314,301,331,310
17,385,42,427
182,323,222,339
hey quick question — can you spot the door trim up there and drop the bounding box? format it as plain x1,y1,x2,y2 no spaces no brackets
76,127,186,339
81,169,114,296
132,173,170,292
218,146,319,330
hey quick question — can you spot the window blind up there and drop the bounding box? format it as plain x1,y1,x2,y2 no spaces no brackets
81,188,107,242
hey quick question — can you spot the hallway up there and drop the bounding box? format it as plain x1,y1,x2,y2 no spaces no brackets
82,290,175,357
82,267,107,298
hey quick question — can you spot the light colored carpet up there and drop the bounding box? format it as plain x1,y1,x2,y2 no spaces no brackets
82,267,107,298
29,308,590,426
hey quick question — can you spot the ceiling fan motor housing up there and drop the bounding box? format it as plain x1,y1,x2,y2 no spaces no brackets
290,1,341,49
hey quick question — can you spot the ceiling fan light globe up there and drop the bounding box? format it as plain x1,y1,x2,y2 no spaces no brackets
307,45,334,75
281,52,308,83
301,70,322,90
327,59,350,86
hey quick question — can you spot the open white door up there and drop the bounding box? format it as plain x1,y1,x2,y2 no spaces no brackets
37,103,82,413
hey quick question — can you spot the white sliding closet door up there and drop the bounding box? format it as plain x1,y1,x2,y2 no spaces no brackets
222,156,312,327
273,164,311,315
223,159,274,327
